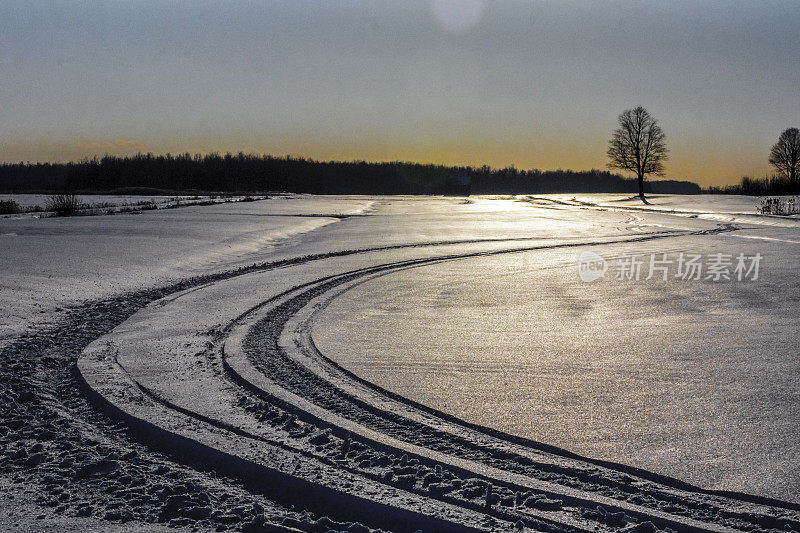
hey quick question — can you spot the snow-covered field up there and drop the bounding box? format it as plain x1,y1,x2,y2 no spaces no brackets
0,193,277,218
0,194,205,210
2,194,799,533
0,196,373,342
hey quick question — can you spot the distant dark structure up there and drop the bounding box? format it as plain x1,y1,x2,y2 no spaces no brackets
0,153,700,195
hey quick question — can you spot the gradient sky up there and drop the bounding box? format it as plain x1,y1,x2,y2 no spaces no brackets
1,1,799,186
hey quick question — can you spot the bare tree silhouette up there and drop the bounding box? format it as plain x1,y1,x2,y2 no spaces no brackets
607,106,668,204
769,128,800,186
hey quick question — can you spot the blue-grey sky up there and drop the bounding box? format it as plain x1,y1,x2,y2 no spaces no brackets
2,0,798,185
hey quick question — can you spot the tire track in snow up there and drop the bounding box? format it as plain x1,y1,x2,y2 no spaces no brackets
72,223,800,533
223,223,797,532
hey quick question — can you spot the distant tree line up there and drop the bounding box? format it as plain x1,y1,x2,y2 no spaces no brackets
0,153,701,195
707,128,800,195
706,175,799,196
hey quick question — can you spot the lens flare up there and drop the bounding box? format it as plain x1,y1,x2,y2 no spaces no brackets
431,0,484,33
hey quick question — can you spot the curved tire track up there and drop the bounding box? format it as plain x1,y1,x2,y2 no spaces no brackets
72,226,800,533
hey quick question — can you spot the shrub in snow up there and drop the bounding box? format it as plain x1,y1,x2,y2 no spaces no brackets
0,199,21,214
46,194,82,216
758,196,800,215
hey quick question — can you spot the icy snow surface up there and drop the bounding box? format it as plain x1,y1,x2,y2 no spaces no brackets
3,193,798,504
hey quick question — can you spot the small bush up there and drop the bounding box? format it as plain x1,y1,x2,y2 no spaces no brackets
0,199,22,214
46,194,82,216
757,196,800,215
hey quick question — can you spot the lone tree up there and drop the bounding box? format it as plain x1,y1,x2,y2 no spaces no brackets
607,106,668,203
769,128,800,186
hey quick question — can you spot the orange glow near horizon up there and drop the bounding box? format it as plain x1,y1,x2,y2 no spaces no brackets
0,134,775,188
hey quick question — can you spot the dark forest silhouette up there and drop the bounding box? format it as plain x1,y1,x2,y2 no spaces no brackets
0,153,700,195
707,175,799,196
